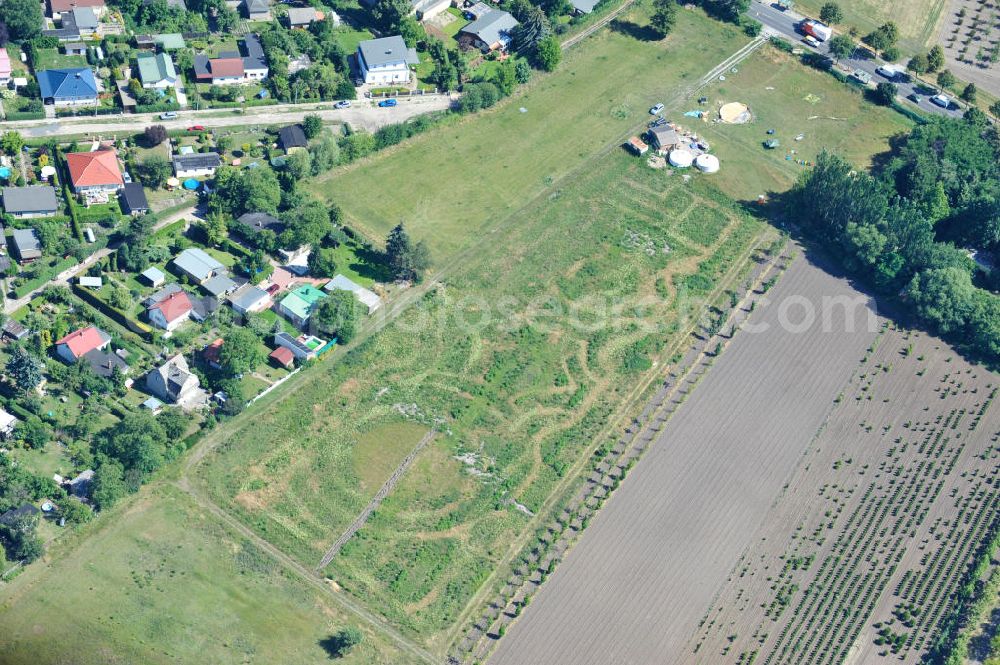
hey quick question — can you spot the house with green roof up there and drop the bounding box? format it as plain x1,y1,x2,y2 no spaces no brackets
278,285,327,329
153,33,186,50
136,52,178,89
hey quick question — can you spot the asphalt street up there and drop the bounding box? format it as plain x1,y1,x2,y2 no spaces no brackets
5,94,457,139
750,0,964,119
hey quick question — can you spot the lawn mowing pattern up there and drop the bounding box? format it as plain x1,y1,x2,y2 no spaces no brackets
489,251,881,665
686,323,1000,664
317,6,751,259
0,486,418,665
197,151,765,644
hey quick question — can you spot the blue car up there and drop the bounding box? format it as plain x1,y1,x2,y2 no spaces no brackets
378,99,398,107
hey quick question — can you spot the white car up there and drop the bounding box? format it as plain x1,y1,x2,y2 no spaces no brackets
334,100,351,109
649,103,664,115
803,35,820,48
931,94,951,109
875,64,903,80
159,111,178,120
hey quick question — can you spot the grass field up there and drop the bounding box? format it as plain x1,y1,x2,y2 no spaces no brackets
689,47,913,200
313,6,752,258
792,0,947,52
0,487,418,665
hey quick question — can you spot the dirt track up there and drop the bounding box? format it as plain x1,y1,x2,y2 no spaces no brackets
489,252,880,664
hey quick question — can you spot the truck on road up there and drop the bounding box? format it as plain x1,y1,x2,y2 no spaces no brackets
802,20,832,42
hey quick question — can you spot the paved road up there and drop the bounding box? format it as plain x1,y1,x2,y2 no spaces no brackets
750,0,964,119
6,94,456,139
3,202,203,314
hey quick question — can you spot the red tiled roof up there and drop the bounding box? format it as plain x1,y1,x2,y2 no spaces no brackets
57,326,107,359
211,57,244,78
204,338,223,364
151,291,193,323
50,0,105,13
66,150,123,188
269,347,294,366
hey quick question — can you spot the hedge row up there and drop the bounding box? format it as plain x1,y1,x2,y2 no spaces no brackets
13,257,77,299
71,284,155,342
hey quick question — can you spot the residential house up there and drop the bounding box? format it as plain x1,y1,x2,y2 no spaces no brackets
65,149,124,194
648,125,680,152
241,34,268,81
56,325,111,364
37,68,99,106
235,211,285,237
228,284,272,315
243,0,271,20
356,36,418,85
48,0,106,19
69,7,99,36
118,182,149,216
84,348,130,379
141,266,165,287
146,354,202,404
193,54,244,85
201,274,238,298
277,124,308,153
136,52,178,88
153,33,186,50
569,0,601,13
172,152,221,178
459,9,518,52
203,337,223,369
324,274,382,314
278,284,326,328
269,345,294,368
410,0,450,20
11,229,42,262
147,289,194,331
0,48,12,86
2,186,59,218
172,247,225,283
286,6,323,28
274,331,326,360
0,408,17,439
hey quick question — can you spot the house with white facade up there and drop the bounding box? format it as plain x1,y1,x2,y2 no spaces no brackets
356,36,418,85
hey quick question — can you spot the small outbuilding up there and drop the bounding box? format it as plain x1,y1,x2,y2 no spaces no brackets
269,345,294,368
141,266,166,287
119,182,150,216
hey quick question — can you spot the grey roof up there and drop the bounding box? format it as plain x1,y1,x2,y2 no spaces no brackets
201,274,238,297
324,274,381,311
173,247,225,281
69,469,94,497
83,348,130,378
64,41,86,50
173,152,221,172
72,6,99,29
278,124,307,150
242,33,268,72
143,282,183,307
275,331,316,357
244,0,269,14
141,266,165,284
570,0,601,12
119,182,149,213
286,6,317,24
460,9,518,47
229,284,270,311
236,211,284,233
357,36,419,69
0,504,40,525
649,125,680,146
3,319,28,339
12,228,42,257
2,186,58,214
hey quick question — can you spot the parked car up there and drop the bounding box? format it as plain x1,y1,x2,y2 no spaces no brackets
378,99,398,107
851,69,872,84
649,103,664,115
160,111,178,120
334,100,351,109
931,94,951,108
875,64,904,80
907,93,922,104
187,125,205,131
802,35,819,48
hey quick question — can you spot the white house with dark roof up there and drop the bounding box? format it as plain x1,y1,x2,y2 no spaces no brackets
356,36,418,85
458,9,518,52
172,152,221,178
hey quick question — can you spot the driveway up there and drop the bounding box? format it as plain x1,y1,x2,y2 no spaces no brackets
750,0,965,119
7,94,457,140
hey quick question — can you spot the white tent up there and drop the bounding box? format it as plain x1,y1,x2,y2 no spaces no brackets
668,149,694,168
695,154,720,174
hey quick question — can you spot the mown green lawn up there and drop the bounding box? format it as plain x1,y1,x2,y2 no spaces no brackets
314,6,752,258
0,486,419,665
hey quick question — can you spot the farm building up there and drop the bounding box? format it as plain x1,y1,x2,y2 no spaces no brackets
56,325,111,364
172,247,226,283
11,229,42,262
2,186,59,218
356,36,418,85
324,274,382,314
278,284,327,328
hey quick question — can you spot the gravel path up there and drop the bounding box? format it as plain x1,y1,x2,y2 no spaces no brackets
489,253,881,665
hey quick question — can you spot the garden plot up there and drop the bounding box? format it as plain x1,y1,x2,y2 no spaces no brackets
488,250,882,665
195,151,768,647
684,322,1000,665
937,0,1000,97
